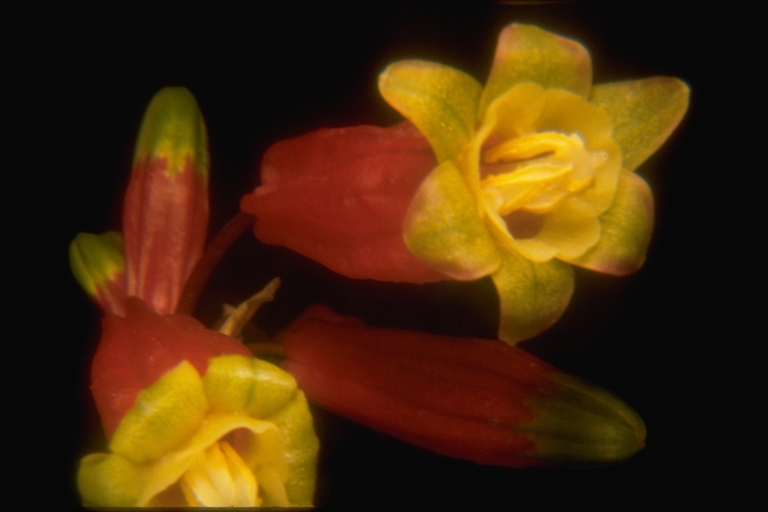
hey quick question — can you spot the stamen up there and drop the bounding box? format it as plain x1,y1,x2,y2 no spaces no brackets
180,441,259,507
480,131,605,237
483,132,575,164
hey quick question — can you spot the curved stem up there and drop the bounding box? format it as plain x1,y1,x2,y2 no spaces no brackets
176,212,256,315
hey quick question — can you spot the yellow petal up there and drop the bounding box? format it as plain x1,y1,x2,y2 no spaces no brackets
78,453,149,507
590,78,689,172
479,23,592,120
265,391,319,508
404,161,501,280
110,361,208,464
203,354,297,418
379,60,483,162
511,199,602,262
491,251,574,344
567,170,654,275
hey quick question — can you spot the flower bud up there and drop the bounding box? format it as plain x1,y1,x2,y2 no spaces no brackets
123,87,209,314
69,231,127,316
281,305,645,467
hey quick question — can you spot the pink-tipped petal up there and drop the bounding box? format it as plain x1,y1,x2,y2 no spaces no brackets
567,170,654,275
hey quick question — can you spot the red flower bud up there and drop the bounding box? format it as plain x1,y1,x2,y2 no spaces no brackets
281,305,646,467
123,87,209,314
240,122,444,282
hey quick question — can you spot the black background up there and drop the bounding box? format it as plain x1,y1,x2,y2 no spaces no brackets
45,2,718,508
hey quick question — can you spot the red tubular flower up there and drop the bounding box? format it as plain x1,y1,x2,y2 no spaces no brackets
281,305,646,467
241,122,444,283
241,24,688,345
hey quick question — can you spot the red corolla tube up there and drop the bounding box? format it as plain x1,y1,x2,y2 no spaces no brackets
280,305,646,467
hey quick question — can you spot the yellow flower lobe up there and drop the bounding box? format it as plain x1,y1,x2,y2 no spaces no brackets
471,83,621,263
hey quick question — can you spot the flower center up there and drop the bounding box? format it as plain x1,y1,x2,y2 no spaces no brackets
480,131,608,239
180,440,260,507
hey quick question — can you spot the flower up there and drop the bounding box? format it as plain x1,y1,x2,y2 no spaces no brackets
281,304,646,467
73,87,319,506
78,297,318,507
242,24,689,343
379,24,688,342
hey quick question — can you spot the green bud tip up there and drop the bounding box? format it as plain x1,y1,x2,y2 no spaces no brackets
69,231,125,297
133,87,209,180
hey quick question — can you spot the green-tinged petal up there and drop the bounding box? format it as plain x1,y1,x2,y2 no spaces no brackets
404,161,501,280
479,23,592,119
265,391,319,508
78,453,149,507
379,60,483,162
527,372,646,464
133,87,209,180
567,170,654,275
203,354,298,419
492,251,574,344
590,78,689,172
69,231,126,315
110,361,208,463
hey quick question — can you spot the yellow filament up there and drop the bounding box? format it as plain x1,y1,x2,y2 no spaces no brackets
481,131,606,216
180,441,259,507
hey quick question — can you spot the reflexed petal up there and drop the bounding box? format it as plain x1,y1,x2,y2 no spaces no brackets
262,391,318,507
110,361,208,463
203,354,298,419
404,161,501,280
78,452,149,507
379,60,483,162
491,251,574,344
479,23,592,119
567,171,654,275
590,78,689,172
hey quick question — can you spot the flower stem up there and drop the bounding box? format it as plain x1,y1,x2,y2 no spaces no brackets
176,212,256,315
